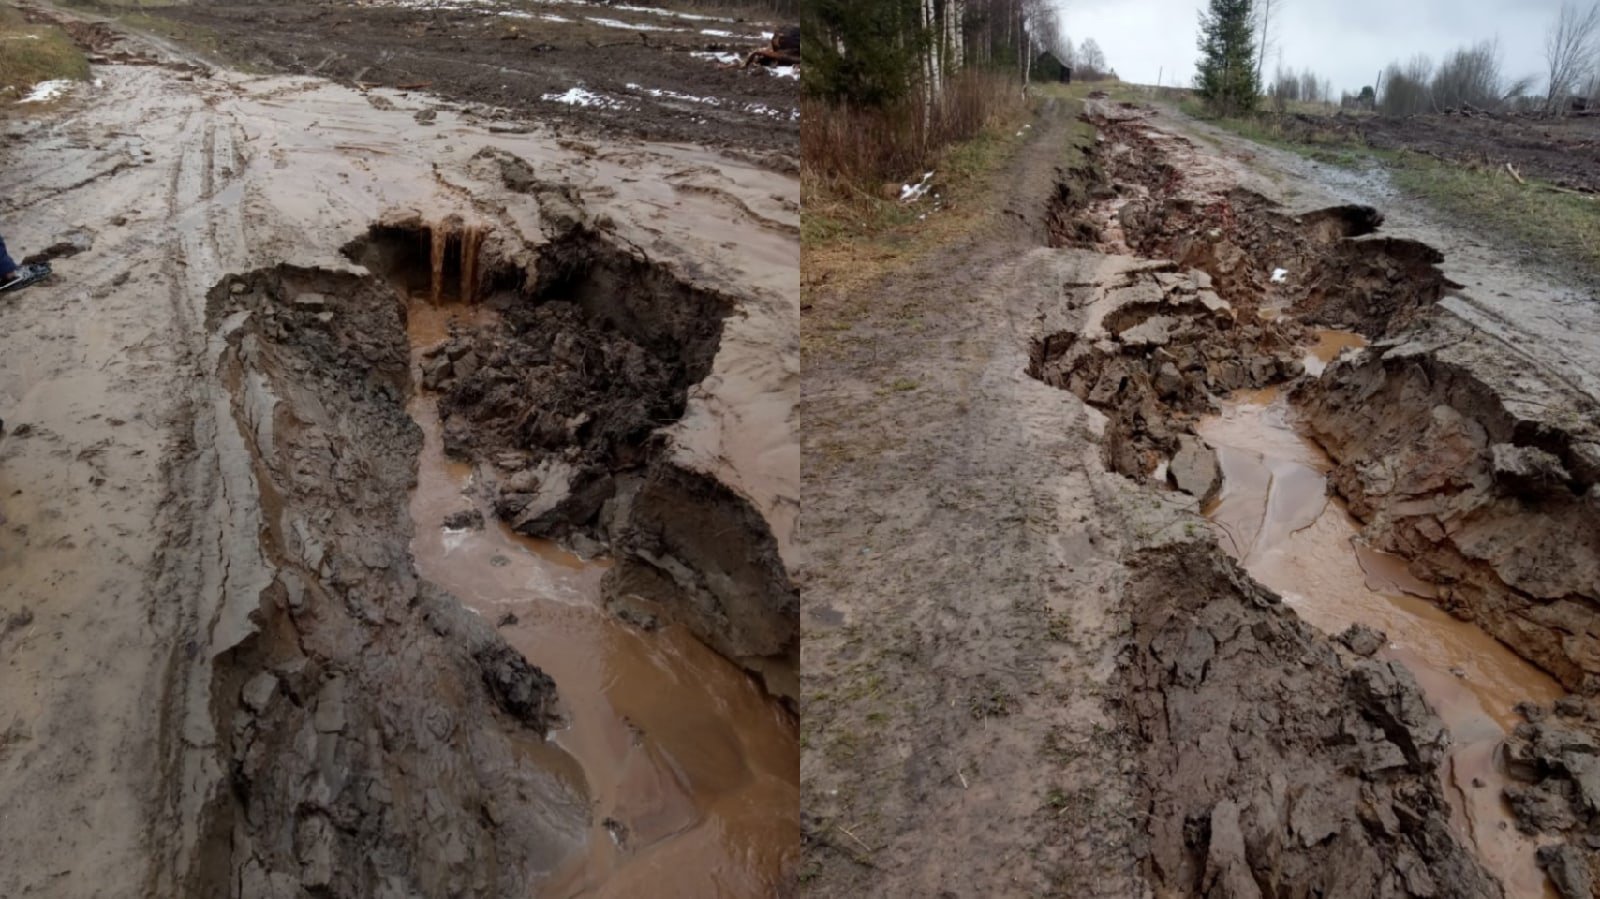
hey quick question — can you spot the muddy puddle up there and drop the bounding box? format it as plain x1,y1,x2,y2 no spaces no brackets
1198,330,1564,898
404,299,799,897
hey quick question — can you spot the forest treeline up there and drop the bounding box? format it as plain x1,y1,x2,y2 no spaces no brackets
802,0,1084,188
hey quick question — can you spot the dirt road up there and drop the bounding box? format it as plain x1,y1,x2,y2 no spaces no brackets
802,94,1600,897
0,6,795,897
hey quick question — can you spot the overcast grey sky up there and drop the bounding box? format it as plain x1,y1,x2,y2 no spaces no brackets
1058,0,1569,96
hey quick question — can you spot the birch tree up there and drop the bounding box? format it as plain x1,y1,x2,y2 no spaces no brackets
1545,1,1600,113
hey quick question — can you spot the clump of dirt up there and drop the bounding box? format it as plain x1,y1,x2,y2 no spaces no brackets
351,210,797,697
1502,698,1600,899
197,265,588,897
1090,113,1458,336
1028,262,1308,479
1045,154,1109,247
1117,544,1503,898
1295,316,1600,694
430,289,708,545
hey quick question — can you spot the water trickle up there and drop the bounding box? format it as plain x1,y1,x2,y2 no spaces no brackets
1197,343,1564,898
420,221,486,305
459,225,484,305
427,224,448,305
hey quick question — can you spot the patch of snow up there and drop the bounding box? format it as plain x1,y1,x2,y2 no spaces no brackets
770,66,799,80
20,80,75,104
899,171,936,203
629,82,718,105
742,102,799,121
589,16,674,31
691,50,742,66
1271,267,1289,283
541,86,630,110
613,4,734,23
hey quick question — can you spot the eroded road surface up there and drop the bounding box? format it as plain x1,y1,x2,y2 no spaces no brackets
0,9,796,898
802,95,1600,897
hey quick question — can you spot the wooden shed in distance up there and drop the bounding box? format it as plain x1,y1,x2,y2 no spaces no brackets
1036,51,1071,84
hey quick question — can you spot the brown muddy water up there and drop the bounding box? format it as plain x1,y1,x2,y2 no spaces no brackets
1199,330,1564,899
405,300,799,898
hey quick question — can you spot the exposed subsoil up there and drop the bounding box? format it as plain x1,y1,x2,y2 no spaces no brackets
0,9,796,897
129,0,799,159
347,202,798,695
1059,99,1600,897
1119,544,1502,899
1272,109,1600,194
202,265,588,896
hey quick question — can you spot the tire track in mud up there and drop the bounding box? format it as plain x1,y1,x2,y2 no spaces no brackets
801,102,1148,898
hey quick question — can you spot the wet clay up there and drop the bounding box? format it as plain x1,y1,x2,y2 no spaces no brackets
0,10,797,896
1199,368,1564,898
406,299,800,897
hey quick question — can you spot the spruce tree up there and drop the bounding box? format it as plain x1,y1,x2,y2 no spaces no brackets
802,0,926,107
1196,0,1259,115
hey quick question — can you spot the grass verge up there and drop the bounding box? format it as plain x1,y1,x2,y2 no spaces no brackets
0,6,90,103
802,81,1098,310
1183,102,1600,282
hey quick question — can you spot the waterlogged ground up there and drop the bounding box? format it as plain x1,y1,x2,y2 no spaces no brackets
134,0,800,154
1198,362,1565,897
406,299,799,897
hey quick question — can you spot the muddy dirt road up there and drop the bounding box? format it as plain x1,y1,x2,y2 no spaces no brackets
0,7,796,897
802,94,1600,896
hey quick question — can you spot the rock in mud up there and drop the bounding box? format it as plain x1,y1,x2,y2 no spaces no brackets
442,508,484,531
1337,623,1387,657
375,223,798,698
1119,544,1501,898
1537,844,1596,899
1168,435,1221,503
1495,699,1600,894
1347,659,1449,770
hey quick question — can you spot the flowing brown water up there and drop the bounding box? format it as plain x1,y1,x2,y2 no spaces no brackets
1199,331,1563,899
405,300,799,898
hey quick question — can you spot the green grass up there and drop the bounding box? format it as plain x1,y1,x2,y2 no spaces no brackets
0,7,90,102
802,89,1100,362
800,108,1025,249
1178,97,1367,167
1387,156,1600,277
